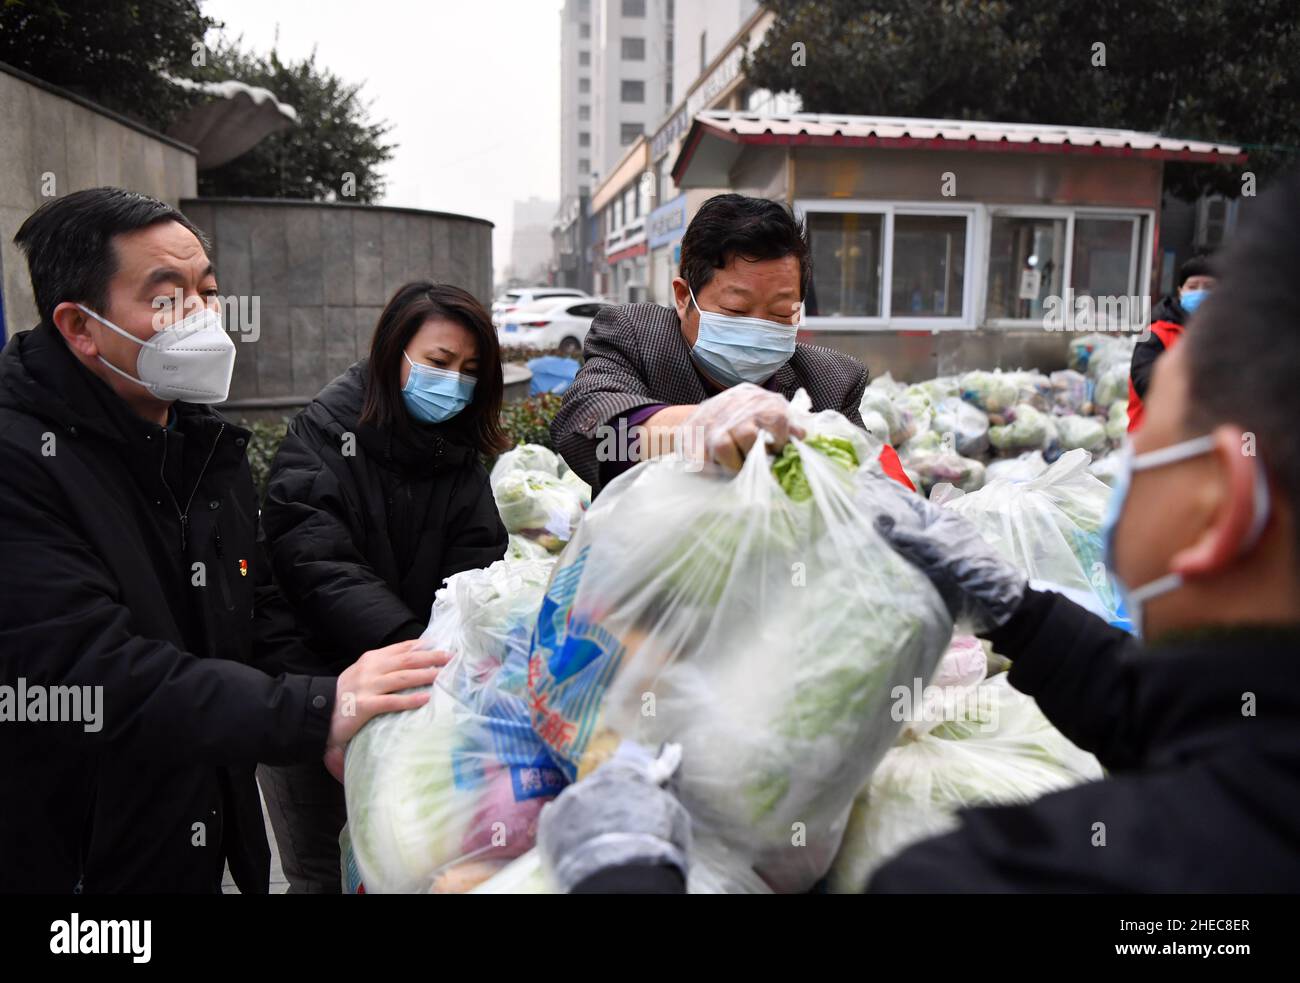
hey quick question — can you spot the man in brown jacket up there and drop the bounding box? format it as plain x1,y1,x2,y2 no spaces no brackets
551,194,912,496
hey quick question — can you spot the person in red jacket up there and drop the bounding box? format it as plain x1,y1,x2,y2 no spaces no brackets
1127,254,1216,432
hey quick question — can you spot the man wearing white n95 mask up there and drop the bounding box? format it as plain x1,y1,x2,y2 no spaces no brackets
0,188,446,893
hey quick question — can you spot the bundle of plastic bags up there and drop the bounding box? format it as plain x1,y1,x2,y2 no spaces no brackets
827,663,1101,893
988,403,1058,452
932,396,990,458
935,448,1120,622
527,394,953,893
898,430,986,494
490,443,591,553
344,557,568,893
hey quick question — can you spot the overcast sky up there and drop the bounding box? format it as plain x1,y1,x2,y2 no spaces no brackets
202,0,564,282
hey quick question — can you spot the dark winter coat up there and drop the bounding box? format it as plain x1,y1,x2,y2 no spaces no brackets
258,361,508,675
0,323,334,894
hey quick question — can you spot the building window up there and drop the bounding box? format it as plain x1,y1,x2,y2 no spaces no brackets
985,210,1147,323
620,79,645,103
578,104,590,121
807,212,885,317
578,77,590,94
578,158,590,173
622,0,645,17
578,132,590,147
622,37,645,60
579,51,590,67
986,215,1067,320
627,187,638,220
699,31,708,74
891,214,966,318
1071,216,1141,299
803,204,973,323
620,122,643,145
579,22,590,39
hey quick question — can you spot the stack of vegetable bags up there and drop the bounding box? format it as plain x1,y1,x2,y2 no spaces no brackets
526,393,953,893
933,448,1121,623
827,640,1102,892
344,556,568,893
490,443,590,555
860,342,1139,494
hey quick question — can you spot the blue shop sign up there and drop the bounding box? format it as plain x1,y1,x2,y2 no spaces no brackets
647,194,687,250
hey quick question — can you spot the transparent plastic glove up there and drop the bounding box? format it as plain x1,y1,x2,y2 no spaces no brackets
537,741,692,893
870,486,1028,634
682,383,805,471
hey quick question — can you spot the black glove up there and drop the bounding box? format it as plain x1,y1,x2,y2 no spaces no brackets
868,482,1028,634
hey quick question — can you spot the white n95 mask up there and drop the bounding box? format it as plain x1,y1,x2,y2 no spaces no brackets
78,302,236,404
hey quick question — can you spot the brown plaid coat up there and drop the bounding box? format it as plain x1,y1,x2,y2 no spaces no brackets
551,302,869,494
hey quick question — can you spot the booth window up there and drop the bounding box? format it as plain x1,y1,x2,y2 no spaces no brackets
987,215,1067,320
806,212,884,317
1071,216,1141,298
890,214,966,318
986,210,1147,323
803,205,972,324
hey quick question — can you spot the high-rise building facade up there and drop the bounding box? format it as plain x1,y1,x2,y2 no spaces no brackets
590,0,674,186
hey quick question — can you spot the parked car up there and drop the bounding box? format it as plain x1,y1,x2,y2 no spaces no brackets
491,287,590,327
497,297,609,356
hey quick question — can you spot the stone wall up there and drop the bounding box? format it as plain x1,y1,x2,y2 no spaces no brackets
0,62,198,338
179,198,493,419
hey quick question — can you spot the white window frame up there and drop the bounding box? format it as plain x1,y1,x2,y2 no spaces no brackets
984,205,1155,329
795,199,979,332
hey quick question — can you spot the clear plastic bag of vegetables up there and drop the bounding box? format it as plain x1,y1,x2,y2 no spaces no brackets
526,392,953,893
932,396,990,457
938,448,1121,622
344,557,568,894
899,430,986,494
827,673,1101,892
490,442,561,485
492,469,587,552
988,402,1058,452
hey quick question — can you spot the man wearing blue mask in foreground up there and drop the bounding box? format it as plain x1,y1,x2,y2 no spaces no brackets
536,173,1300,894
552,193,912,494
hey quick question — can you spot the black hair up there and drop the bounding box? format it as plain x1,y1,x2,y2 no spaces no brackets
359,282,509,456
678,193,811,302
13,187,210,327
1186,173,1300,561
1177,253,1215,287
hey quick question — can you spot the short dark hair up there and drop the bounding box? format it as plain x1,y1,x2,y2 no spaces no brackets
1186,173,1300,561
13,187,210,327
1177,253,1215,287
678,193,811,301
359,282,509,456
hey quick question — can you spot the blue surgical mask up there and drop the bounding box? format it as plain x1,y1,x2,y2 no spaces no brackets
1102,434,1270,636
1180,289,1209,313
401,352,475,423
687,285,797,387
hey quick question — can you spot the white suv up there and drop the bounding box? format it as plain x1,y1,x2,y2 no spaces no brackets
491,287,590,327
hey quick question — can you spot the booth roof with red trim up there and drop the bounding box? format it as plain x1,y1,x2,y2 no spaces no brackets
671,111,1247,186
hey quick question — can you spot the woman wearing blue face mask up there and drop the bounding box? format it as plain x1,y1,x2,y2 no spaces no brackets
256,282,509,892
